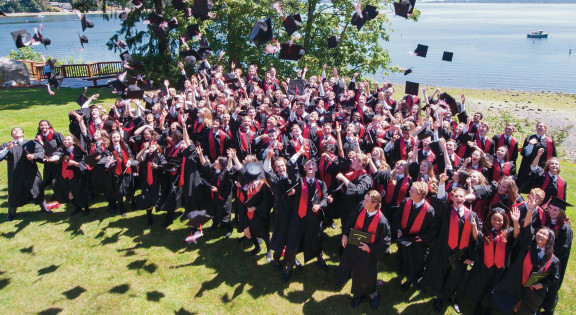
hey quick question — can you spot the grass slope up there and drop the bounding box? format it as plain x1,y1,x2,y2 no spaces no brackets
0,87,574,314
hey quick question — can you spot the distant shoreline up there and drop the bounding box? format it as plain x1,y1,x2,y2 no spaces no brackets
4,10,118,18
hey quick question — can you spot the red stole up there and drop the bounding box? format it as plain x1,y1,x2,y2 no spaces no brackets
239,129,253,152
298,178,321,218
292,138,309,158
146,158,154,186
545,136,554,161
318,153,337,187
61,151,74,180
492,161,511,183
456,142,467,158
113,148,129,176
354,208,382,244
88,120,103,136
498,134,516,160
178,157,186,187
484,232,506,268
522,249,553,285
476,135,491,153
385,175,409,206
541,173,565,200
35,129,54,145
208,129,225,160
401,200,430,235
244,180,265,220
448,207,472,250
399,137,413,161
344,169,367,182
192,120,204,134
303,123,321,140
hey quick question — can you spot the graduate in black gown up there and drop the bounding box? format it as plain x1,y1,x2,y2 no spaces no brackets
335,190,391,310
420,187,480,314
35,120,65,193
282,159,328,282
48,135,90,215
102,130,134,217
134,135,166,226
394,182,436,291
0,127,51,221
333,153,373,229
539,197,573,315
263,149,299,270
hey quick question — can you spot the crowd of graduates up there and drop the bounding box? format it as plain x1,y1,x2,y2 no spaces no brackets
1,62,572,314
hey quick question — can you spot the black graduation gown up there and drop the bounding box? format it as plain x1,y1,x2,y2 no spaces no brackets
420,205,479,300
393,198,436,284
374,170,413,226
335,209,391,296
517,134,557,193
282,137,319,166
156,144,185,213
201,164,236,224
529,167,567,204
265,166,299,254
465,227,517,305
181,145,205,213
85,140,107,197
490,232,560,315
136,152,166,210
333,173,373,226
53,146,89,208
541,220,572,313
202,129,230,162
285,178,328,263
36,130,65,189
0,140,45,208
102,146,134,202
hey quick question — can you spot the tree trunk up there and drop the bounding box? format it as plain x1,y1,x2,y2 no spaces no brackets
154,0,170,56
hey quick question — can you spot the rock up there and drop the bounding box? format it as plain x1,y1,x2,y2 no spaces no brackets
0,57,30,85
1,80,17,87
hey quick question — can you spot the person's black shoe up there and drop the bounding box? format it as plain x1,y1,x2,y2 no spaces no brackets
451,297,461,314
282,270,292,283
273,261,282,272
370,293,380,310
247,246,261,256
351,295,363,308
266,250,273,262
400,281,412,291
6,214,14,222
317,257,329,272
432,298,443,313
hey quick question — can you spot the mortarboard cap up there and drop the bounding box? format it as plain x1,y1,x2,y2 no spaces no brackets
180,49,201,65
199,37,210,49
126,84,144,99
282,13,302,36
172,0,187,11
192,0,213,16
223,73,238,83
394,0,416,19
148,12,164,25
120,51,132,62
11,30,32,49
81,15,95,32
442,51,454,62
132,61,145,71
245,161,264,177
279,42,305,61
47,58,57,70
414,44,428,58
548,196,572,210
403,68,412,76
186,24,200,40
350,5,379,31
327,36,339,49
416,124,433,140
168,17,178,30
288,79,307,96
198,47,212,60
438,92,459,114
108,79,127,93
78,33,88,48
0,10,7,17
76,93,89,106
405,81,419,96
116,40,127,50
490,201,511,216
132,0,143,7
249,18,273,46
119,11,129,21
185,210,213,227
49,75,64,90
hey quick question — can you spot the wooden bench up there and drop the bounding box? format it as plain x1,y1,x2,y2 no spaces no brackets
83,75,118,87
29,61,123,85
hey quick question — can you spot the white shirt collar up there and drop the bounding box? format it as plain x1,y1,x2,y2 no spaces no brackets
414,199,425,208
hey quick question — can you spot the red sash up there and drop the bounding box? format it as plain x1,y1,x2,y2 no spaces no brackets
113,149,129,176
522,249,553,285
178,157,186,187
492,161,510,183
210,176,224,200
537,206,546,226
244,180,265,220
399,138,412,161
545,136,553,161
476,135,491,154
298,179,321,218
35,129,54,145
344,169,367,182
192,120,204,134
354,208,382,244
303,123,321,140
456,142,467,158
208,130,225,160
239,130,253,152
88,120,103,137
448,207,472,250
147,160,154,186
319,153,337,188
385,175,409,206
401,200,430,235
541,173,565,200
484,233,506,268
498,134,516,160
61,151,74,180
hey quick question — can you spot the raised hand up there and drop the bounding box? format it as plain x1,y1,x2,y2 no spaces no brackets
510,206,520,223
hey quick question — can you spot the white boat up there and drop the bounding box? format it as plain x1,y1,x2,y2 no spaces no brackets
527,30,548,38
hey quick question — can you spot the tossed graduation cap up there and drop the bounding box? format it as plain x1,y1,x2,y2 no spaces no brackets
288,79,307,96
120,51,132,62
245,161,264,177
81,15,95,32
116,40,128,50
167,17,178,30
78,33,89,48
119,11,129,21
0,10,7,17
84,153,100,169
76,93,89,106
416,124,433,140
180,49,201,65
413,44,428,58
11,30,32,49
198,47,212,60
249,18,273,46
33,32,51,48
186,24,201,40
185,210,213,227
192,0,213,17
126,84,144,99
223,73,238,83
350,4,379,31
49,75,64,90
442,51,454,62
548,196,572,210
46,58,57,70
199,37,210,49
282,13,302,36
438,92,459,114
279,42,305,61
327,36,340,49
132,0,143,8
108,79,127,93
172,0,187,11
405,81,419,96
148,12,164,25
394,0,416,19
403,68,413,76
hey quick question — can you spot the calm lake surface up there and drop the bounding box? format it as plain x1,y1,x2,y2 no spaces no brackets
0,3,575,93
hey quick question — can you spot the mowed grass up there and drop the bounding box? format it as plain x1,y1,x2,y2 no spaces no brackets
0,87,574,314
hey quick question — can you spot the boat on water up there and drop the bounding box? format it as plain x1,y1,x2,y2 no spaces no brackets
527,30,548,38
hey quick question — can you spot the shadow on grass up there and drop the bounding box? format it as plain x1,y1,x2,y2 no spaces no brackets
1,220,30,238
174,307,196,315
38,307,63,315
146,290,165,302
0,88,116,111
109,283,130,294
20,245,34,254
38,264,60,276
62,286,86,300
0,278,10,290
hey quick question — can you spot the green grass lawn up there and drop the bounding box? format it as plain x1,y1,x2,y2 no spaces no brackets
0,87,574,314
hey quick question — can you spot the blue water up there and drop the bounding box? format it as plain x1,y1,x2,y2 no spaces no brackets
0,3,575,93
